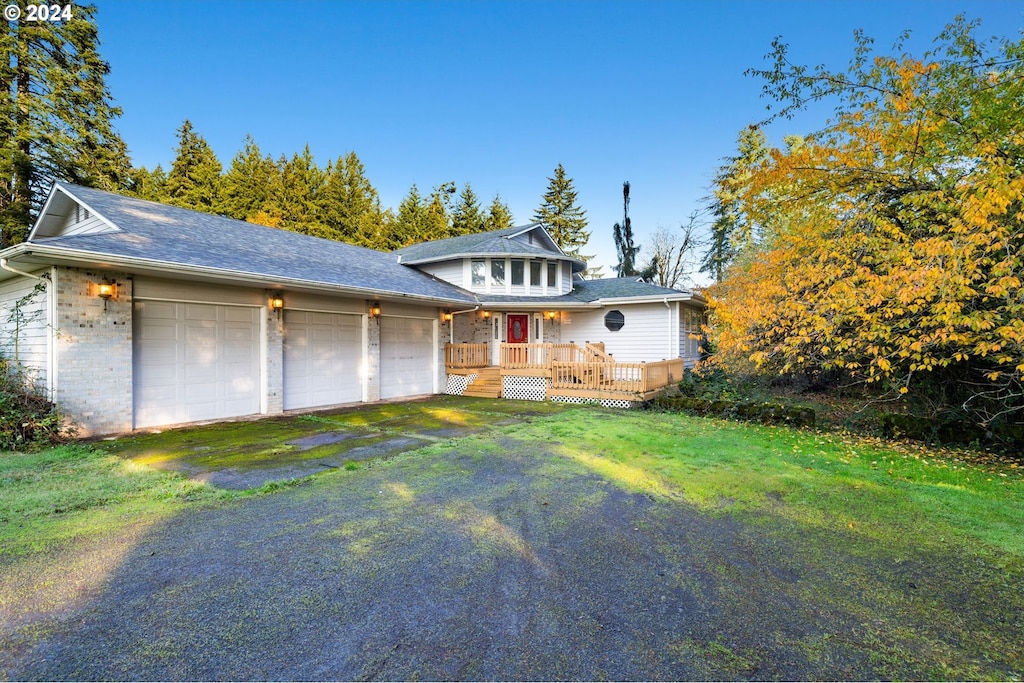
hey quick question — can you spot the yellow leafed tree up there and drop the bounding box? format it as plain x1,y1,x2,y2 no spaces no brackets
708,17,1024,427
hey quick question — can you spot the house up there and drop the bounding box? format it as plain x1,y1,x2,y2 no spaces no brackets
0,182,705,436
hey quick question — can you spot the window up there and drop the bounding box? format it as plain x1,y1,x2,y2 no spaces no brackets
471,260,485,286
511,259,524,286
530,261,542,287
604,310,625,331
547,262,557,288
491,259,505,286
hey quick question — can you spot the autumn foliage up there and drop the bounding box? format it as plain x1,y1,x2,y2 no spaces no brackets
707,18,1024,428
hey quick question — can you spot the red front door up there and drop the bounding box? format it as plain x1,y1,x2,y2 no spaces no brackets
507,314,529,344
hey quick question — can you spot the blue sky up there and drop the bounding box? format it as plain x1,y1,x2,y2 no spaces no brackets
95,0,1024,280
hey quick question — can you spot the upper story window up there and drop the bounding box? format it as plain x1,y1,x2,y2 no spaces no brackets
547,262,557,288
530,262,542,287
471,259,485,286
511,260,524,286
491,259,505,286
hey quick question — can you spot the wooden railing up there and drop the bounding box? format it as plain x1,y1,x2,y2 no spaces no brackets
445,343,489,368
550,357,684,395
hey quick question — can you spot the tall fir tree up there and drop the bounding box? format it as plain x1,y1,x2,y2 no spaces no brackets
320,151,386,248
389,183,428,249
485,193,515,231
613,181,642,276
1,2,131,245
270,145,335,238
700,125,769,282
451,183,486,235
219,134,278,222
164,120,223,213
127,164,167,202
533,163,590,262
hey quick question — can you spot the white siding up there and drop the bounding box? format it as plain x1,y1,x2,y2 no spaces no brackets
563,303,674,362
57,207,114,236
417,260,465,288
0,274,50,388
560,262,572,294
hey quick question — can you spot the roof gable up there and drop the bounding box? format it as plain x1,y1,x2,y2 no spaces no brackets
29,185,120,239
394,223,585,271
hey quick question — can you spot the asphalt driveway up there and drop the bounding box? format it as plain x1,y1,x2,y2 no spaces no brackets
1,397,1018,680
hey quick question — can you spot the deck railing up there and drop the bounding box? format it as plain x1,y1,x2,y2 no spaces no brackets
445,342,490,368
446,343,684,395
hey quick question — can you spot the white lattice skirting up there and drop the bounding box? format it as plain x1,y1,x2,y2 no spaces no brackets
550,395,640,410
502,376,548,401
445,374,475,396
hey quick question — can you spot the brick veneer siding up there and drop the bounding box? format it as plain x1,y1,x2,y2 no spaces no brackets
366,312,381,402
264,303,284,415
54,267,133,436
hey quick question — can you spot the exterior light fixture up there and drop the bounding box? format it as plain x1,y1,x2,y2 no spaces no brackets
546,310,557,320
269,293,284,318
481,310,491,319
369,302,382,318
442,310,453,322
96,278,116,311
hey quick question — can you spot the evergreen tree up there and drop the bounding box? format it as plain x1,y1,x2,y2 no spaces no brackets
533,163,591,261
451,183,486,235
485,193,515,231
270,145,334,238
219,134,278,222
700,125,769,282
164,120,223,213
1,2,131,245
389,183,428,249
321,151,386,247
613,181,642,276
127,164,167,202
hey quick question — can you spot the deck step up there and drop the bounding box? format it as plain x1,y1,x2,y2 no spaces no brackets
462,367,502,398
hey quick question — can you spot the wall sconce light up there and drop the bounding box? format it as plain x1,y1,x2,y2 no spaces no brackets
269,293,284,318
369,301,382,318
96,278,116,311
442,310,453,322
545,310,558,320
481,310,491,319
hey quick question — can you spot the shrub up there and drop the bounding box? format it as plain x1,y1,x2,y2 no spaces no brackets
0,359,72,451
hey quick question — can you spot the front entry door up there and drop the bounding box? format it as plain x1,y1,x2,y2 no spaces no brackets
507,314,529,344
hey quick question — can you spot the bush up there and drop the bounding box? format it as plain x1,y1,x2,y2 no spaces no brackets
653,395,816,428
0,360,71,451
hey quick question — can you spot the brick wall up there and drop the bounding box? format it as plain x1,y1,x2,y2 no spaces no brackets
54,267,133,436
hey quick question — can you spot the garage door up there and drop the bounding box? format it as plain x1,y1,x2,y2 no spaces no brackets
283,310,362,410
379,316,435,399
133,300,260,428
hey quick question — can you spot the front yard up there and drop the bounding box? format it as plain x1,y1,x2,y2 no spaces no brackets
1,397,1021,680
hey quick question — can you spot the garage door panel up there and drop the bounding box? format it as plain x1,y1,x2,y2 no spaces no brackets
134,301,260,429
379,317,434,400
283,311,362,410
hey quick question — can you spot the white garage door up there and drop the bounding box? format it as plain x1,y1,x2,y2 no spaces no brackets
133,300,260,429
283,310,362,410
379,316,435,400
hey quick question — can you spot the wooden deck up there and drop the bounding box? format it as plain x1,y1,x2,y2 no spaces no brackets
446,343,684,402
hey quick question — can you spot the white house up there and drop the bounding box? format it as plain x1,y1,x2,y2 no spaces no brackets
0,182,705,435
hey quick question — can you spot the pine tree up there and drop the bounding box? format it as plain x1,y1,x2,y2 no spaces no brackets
219,134,278,222
485,193,515,231
700,125,769,282
164,120,223,213
613,181,642,276
451,183,486,235
270,145,335,238
388,183,428,249
533,163,590,261
320,151,386,248
127,165,167,202
1,3,131,245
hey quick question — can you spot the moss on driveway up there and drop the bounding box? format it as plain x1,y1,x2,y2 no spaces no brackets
98,396,567,489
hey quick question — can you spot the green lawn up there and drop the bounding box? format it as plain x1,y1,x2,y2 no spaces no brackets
1,403,1021,679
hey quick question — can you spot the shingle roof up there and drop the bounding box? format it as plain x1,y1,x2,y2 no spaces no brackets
479,277,702,305
30,183,476,304
394,224,586,270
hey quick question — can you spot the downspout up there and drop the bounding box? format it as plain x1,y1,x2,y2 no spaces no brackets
664,297,673,359
448,305,480,344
